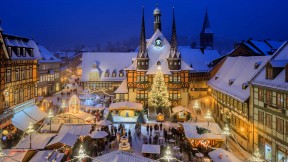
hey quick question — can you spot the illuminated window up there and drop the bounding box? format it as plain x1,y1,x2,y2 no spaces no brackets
258,110,264,124
21,68,25,80
15,69,19,81
105,70,109,77
119,70,124,77
276,93,284,108
265,113,272,128
258,88,264,101
112,70,117,77
276,117,284,134
6,70,11,82
266,90,272,105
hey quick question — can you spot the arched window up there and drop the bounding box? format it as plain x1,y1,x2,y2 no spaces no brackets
105,70,110,77
119,70,124,77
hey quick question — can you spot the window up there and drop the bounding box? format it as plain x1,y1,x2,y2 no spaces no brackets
112,72,116,77
169,91,180,100
19,90,23,102
14,93,18,104
267,67,273,79
15,69,19,81
286,121,288,136
119,94,125,100
258,110,264,124
137,90,147,99
265,113,272,128
266,90,272,105
119,70,124,77
276,93,284,108
27,86,31,99
258,88,264,101
6,70,11,82
137,72,147,82
105,70,109,77
276,117,284,134
21,68,25,80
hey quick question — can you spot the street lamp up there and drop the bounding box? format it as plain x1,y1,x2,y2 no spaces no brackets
249,148,264,162
47,109,54,132
75,145,89,161
222,124,231,150
26,122,35,149
204,110,213,126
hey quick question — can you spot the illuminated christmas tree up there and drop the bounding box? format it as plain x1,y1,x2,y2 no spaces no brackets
149,66,170,114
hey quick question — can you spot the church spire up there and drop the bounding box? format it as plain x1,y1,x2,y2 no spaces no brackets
200,8,214,49
201,8,211,33
169,7,177,58
138,7,147,58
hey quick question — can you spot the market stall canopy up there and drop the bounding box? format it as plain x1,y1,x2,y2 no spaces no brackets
46,133,78,148
12,105,47,131
41,123,62,132
96,120,112,126
79,93,99,100
109,101,143,111
58,124,91,136
208,148,241,162
15,134,56,149
0,149,35,162
172,106,193,114
92,150,154,162
30,150,64,162
142,144,160,154
182,122,225,141
89,131,108,139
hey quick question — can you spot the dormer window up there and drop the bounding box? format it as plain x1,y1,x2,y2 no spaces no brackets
157,61,161,65
119,70,124,77
105,70,110,77
215,76,219,80
178,62,181,65
242,82,249,89
112,70,117,77
254,62,261,69
228,79,235,85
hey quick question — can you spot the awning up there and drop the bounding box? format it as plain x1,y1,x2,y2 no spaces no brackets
109,101,143,111
142,144,160,154
12,105,47,131
12,111,37,131
23,105,47,121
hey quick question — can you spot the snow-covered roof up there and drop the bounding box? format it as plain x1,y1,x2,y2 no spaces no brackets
114,79,128,94
179,46,221,72
208,56,270,102
242,39,284,56
252,42,288,91
172,106,193,114
38,45,61,63
15,134,56,149
208,148,241,162
250,40,273,55
30,150,64,162
3,34,42,60
58,124,91,136
93,150,154,162
109,101,143,110
1,149,32,162
182,122,225,141
47,133,78,147
142,144,160,154
81,52,136,82
266,40,284,49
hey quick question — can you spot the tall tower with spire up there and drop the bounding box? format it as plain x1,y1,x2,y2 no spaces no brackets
167,7,181,70
200,9,214,49
137,7,149,70
153,4,162,32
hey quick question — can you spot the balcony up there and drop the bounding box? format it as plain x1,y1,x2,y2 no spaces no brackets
265,103,285,114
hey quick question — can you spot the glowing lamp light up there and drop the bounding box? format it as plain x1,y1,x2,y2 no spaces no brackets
157,65,161,70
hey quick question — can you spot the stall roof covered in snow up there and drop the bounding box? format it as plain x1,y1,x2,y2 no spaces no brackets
81,52,136,82
179,46,221,72
114,79,128,94
47,133,78,147
58,124,91,136
208,148,241,162
30,150,64,162
252,42,288,91
15,134,56,149
172,106,193,114
38,45,61,63
93,150,154,162
208,56,270,102
3,34,42,60
142,144,160,154
109,101,143,110
182,122,225,141
0,149,34,162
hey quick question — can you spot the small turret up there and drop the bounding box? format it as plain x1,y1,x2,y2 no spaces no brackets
153,4,162,32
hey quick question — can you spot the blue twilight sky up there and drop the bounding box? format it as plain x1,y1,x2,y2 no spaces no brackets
0,0,288,52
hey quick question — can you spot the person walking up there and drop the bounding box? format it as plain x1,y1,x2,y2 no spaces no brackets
146,124,149,135
160,123,162,131
149,125,153,134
